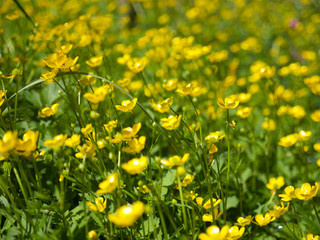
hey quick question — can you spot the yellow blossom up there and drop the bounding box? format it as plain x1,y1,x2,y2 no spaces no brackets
81,124,93,137
262,119,276,131
127,57,147,73
96,173,119,195
79,74,96,86
115,98,137,113
198,225,229,240
268,202,289,218
40,69,58,85
122,136,146,154
302,234,320,240
88,230,98,240
119,122,141,141
278,186,296,202
217,96,240,109
266,176,285,193
161,115,182,130
38,103,59,118
311,110,320,122
104,120,118,133
75,142,96,159
0,131,18,157
236,106,252,118
86,55,103,67
179,174,194,187
108,201,145,227
278,134,298,147
253,213,276,226
65,134,81,148
121,156,148,175
202,198,222,209
152,97,173,113
163,78,178,91
84,85,109,103
44,134,67,148
15,130,39,156
226,226,245,240
87,197,107,212
160,153,189,168
295,182,319,201
314,143,320,153
236,216,253,227
296,130,311,141
205,131,225,143
137,185,150,194
202,209,223,222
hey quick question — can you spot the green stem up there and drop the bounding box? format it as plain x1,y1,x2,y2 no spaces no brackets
177,173,188,232
224,109,231,222
311,198,320,225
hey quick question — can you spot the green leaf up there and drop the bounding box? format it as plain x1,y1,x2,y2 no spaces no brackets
226,195,239,210
162,169,175,187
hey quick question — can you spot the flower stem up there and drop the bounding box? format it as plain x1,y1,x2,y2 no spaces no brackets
311,198,320,224
224,109,231,222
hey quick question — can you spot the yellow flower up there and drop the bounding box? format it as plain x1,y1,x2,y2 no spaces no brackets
278,186,296,202
75,142,96,159
161,115,182,130
40,69,58,85
119,122,141,141
108,201,145,227
196,197,204,206
266,176,285,193
81,124,93,137
253,213,276,226
179,174,195,187
122,136,146,154
15,130,39,156
96,173,119,195
0,131,18,157
160,153,190,168
311,110,320,122
79,74,96,86
205,131,225,143
202,198,222,209
43,52,67,69
202,209,223,222
302,234,320,240
65,134,81,148
115,98,137,113
226,226,245,240
152,97,173,113
217,96,240,109
198,225,229,240
236,106,252,118
162,78,178,91
295,182,319,201
278,134,298,147
104,120,118,134
88,230,98,240
236,216,253,227
314,143,320,153
87,197,107,212
86,55,103,67
121,156,148,175
268,202,289,218
38,103,59,118
127,57,147,73
84,85,109,103
289,105,306,119
262,119,276,131
296,130,311,141
137,185,150,194
44,134,67,148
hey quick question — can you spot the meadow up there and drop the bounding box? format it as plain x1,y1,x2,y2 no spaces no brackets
1,0,320,239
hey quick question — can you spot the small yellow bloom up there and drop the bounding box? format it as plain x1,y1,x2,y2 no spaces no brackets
295,182,319,201
127,57,147,73
268,202,289,218
121,156,148,175
108,201,145,227
311,110,320,122
38,103,59,118
253,213,276,226
15,130,39,156
179,174,194,187
205,131,225,143
266,176,285,193
227,226,245,240
236,106,252,118
81,124,93,137
302,234,320,240
161,115,182,130
44,134,67,148
115,98,137,113
96,173,119,195
65,134,81,148
236,215,253,227
86,55,103,67
160,153,190,168
202,209,223,222
278,134,298,147
217,96,240,109
137,185,150,194
0,131,18,158
40,69,58,85
122,136,146,154
162,78,178,91
84,85,109,103
278,186,296,202
79,74,96,86
88,230,98,240
152,97,173,113
75,142,96,159
104,120,118,133
87,197,107,212
262,119,276,131
202,198,222,209
314,143,320,153
296,130,311,141
119,122,141,141
198,225,229,240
